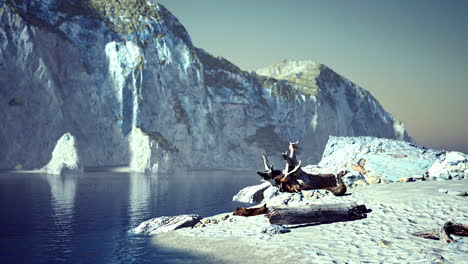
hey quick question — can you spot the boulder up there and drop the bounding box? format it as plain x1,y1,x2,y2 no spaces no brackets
232,181,271,204
397,177,415,183
352,180,368,187
42,133,83,175
365,176,381,184
262,189,334,207
132,214,201,235
263,186,280,201
428,152,467,180
437,188,448,193
234,183,317,207
260,224,290,235
306,137,467,185
446,190,466,197
259,192,295,207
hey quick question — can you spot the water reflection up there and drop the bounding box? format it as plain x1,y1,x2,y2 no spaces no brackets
44,173,77,225
128,173,150,227
128,172,170,227
43,173,78,260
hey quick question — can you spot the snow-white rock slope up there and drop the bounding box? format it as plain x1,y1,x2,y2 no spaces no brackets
305,136,467,184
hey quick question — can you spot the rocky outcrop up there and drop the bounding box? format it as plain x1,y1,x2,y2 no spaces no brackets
231,182,333,207
306,137,468,184
428,152,467,180
232,181,271,204
260,224,290,235
1,1,410,171
132,214,201,235
42,133,83,175
305,136,467,185
303,136,437,184
192,213,291,237
233,183,335,207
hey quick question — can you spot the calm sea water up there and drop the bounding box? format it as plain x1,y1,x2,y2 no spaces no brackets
0,170,258,263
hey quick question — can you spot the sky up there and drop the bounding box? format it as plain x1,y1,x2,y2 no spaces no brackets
158,0,468,153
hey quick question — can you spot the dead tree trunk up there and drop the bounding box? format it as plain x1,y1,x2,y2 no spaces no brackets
257,141,347,195
233,204,268,216
267,203,369,225
232,203,370,225
412,222,468,243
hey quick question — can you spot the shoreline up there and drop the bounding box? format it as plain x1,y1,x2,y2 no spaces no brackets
151,179,467,263
0,166,134,174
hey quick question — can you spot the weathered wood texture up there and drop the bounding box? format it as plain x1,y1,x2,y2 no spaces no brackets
233,204,268,216
413,222,468,243
257,142,347,195
267,203,369,225
325,171,347,196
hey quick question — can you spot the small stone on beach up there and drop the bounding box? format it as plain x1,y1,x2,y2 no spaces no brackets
133,214,201,235
447,190,466,196
221,214,230,221
260,224,290,235
397,177,414,183
377,239,391,248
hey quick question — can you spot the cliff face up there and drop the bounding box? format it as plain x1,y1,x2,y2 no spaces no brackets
0,0,410,171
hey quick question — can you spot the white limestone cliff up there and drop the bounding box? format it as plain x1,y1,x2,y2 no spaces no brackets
42,133,83,175
129,127,175,173
0,1,410,171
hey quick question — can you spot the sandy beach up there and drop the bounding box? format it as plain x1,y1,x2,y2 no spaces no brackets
152,179,467,263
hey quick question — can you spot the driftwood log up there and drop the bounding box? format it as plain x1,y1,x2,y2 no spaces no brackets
412,222,468,243
257,141,346,195
267,203,369,225
233,203,370,225
233,204,268,216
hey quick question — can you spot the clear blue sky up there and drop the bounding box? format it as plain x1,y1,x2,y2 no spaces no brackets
158,0,468,153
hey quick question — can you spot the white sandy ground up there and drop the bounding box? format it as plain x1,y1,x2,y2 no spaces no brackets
152,180,467,264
